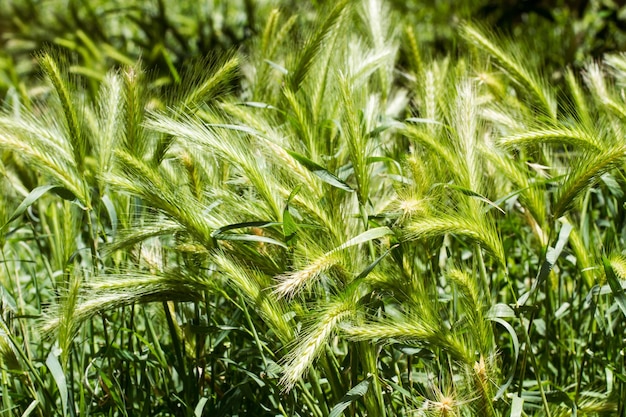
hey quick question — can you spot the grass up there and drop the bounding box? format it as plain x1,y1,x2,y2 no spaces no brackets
1,0,626,416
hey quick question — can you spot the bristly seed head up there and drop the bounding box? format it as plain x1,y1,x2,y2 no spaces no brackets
273,254,337,298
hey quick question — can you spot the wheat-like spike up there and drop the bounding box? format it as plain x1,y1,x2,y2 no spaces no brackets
280,301,353,391
404,25,423,77
480,103,527,135
178,54,240,110
41,292,124,336
567,222,600,288
281,86,315,157
253,10,297,100
499,127,603,151
604,53,626,85
404,214,505,266
359,0,397,95
267,15,298,60
481,143,547,229
43,269,212,335
0,129,89,205
584,61,626,122
0,334,20,371
341,319,472,364
447,268,481,312
453,80,482,192
338,72,370,205
274,252,338,299
121,64,150,158
553,145,626,219
55,269,82,368
341,320,434,342
147,111,284,219
260,9,281,57
447,268,495,356
349,46,397,90
404,126,457,179
609,254,626,281
214,252,293,343
107,150,218,247
94,70,124,176
39,53,87,173
0,116,74,158
424,67,443,133
461,25,556,120
287,0,349,92
565,68,593,130
584,61,609,100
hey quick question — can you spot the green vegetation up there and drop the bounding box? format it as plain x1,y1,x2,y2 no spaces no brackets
1,0,626,415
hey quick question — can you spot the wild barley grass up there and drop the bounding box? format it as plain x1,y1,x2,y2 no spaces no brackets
1,1,626,416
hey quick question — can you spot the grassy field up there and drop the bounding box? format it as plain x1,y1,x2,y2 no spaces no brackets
1,0,626,416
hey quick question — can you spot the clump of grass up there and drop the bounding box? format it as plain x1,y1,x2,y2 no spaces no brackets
1,1,626,416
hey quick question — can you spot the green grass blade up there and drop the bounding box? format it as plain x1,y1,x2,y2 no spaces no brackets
333,227,393,252
286,150,354,192
490,318,520,400
328,376,371,417
519,223,572,306
510,395,524,417
212,233,287,249
1,184,57,231
46,345,68,417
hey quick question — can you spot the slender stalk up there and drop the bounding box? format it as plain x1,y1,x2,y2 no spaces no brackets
520,315,552,417
308,367,330,416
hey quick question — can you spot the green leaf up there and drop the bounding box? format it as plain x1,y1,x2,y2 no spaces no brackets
328,377,371,417
491,318,520,400
547,223,573,266
207,123,260,136
283,209,297,241
287,150,354,192
240,101,281,111
101,194,118,238
601,173,623,198
211,220,286,248
604,257,626,318
519,222,572,306
283,185,301,241
544,390,577,417
21,399,39,417
355,244,399,280
438,183,505,214
264,59,289,75
46,345,68,417
212,221,280,236
2,185,57,231
194,398,209,417
510,395,524,417
487,303,516,319
333,227,394,252
405,117,444,126
212,233,287,249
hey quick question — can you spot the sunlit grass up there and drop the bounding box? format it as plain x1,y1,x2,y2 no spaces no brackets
0,1,625,416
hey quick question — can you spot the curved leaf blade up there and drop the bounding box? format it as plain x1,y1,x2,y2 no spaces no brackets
328,376,371,417
2,185,58,231
287,150,354,192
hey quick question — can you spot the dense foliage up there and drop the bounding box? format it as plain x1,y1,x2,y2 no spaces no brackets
1,1,626,416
